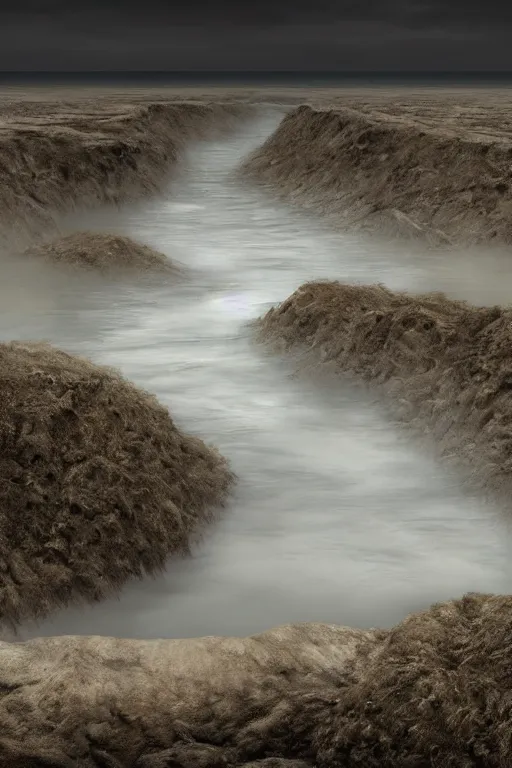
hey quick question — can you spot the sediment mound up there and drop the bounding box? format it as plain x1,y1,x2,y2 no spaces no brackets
0,592,509,766
241,104,512,245
0,341,233,627
23,231,177,273
255,280,512,495
0,100,247,243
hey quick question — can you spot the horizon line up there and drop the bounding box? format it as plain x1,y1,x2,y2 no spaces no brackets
1,69,512,76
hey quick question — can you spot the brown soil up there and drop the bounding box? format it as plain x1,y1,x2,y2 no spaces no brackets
23,231,177,273
0,99,248,246
3,83,511,109
241,103,512,246
255,280,512,497
0,341,234,628
0,592,508,767
3,86,512,248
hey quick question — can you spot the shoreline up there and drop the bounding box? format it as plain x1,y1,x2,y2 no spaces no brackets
0,593,508,767
241,101,512,246
255,281,512,504
0,98,249,248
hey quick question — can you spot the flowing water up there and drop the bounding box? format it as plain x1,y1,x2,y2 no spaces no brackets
4,111,512,640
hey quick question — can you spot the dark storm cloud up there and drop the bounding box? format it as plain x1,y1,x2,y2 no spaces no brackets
1,0,511,71
4,0,511,25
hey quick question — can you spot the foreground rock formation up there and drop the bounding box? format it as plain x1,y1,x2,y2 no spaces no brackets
0,592,507,766
241,104,512,245
0,341,234,628
23,231,177,273
0,100,247,243
255,280,512,497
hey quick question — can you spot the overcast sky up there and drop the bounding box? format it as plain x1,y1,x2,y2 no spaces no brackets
1,1,511,72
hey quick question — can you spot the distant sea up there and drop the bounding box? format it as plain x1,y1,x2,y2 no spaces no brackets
1,71,512,87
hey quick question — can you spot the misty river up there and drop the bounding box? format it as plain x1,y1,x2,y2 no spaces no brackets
2,111,511,640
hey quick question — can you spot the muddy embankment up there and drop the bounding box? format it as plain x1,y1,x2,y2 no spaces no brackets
0,341,234,629
256,281,512,500
0,99,240,628
0,100,248,246
23,231,180,274
241,104,512,245
0,592,509,767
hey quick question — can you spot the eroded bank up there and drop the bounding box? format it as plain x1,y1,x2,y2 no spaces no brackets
241,103,512,245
